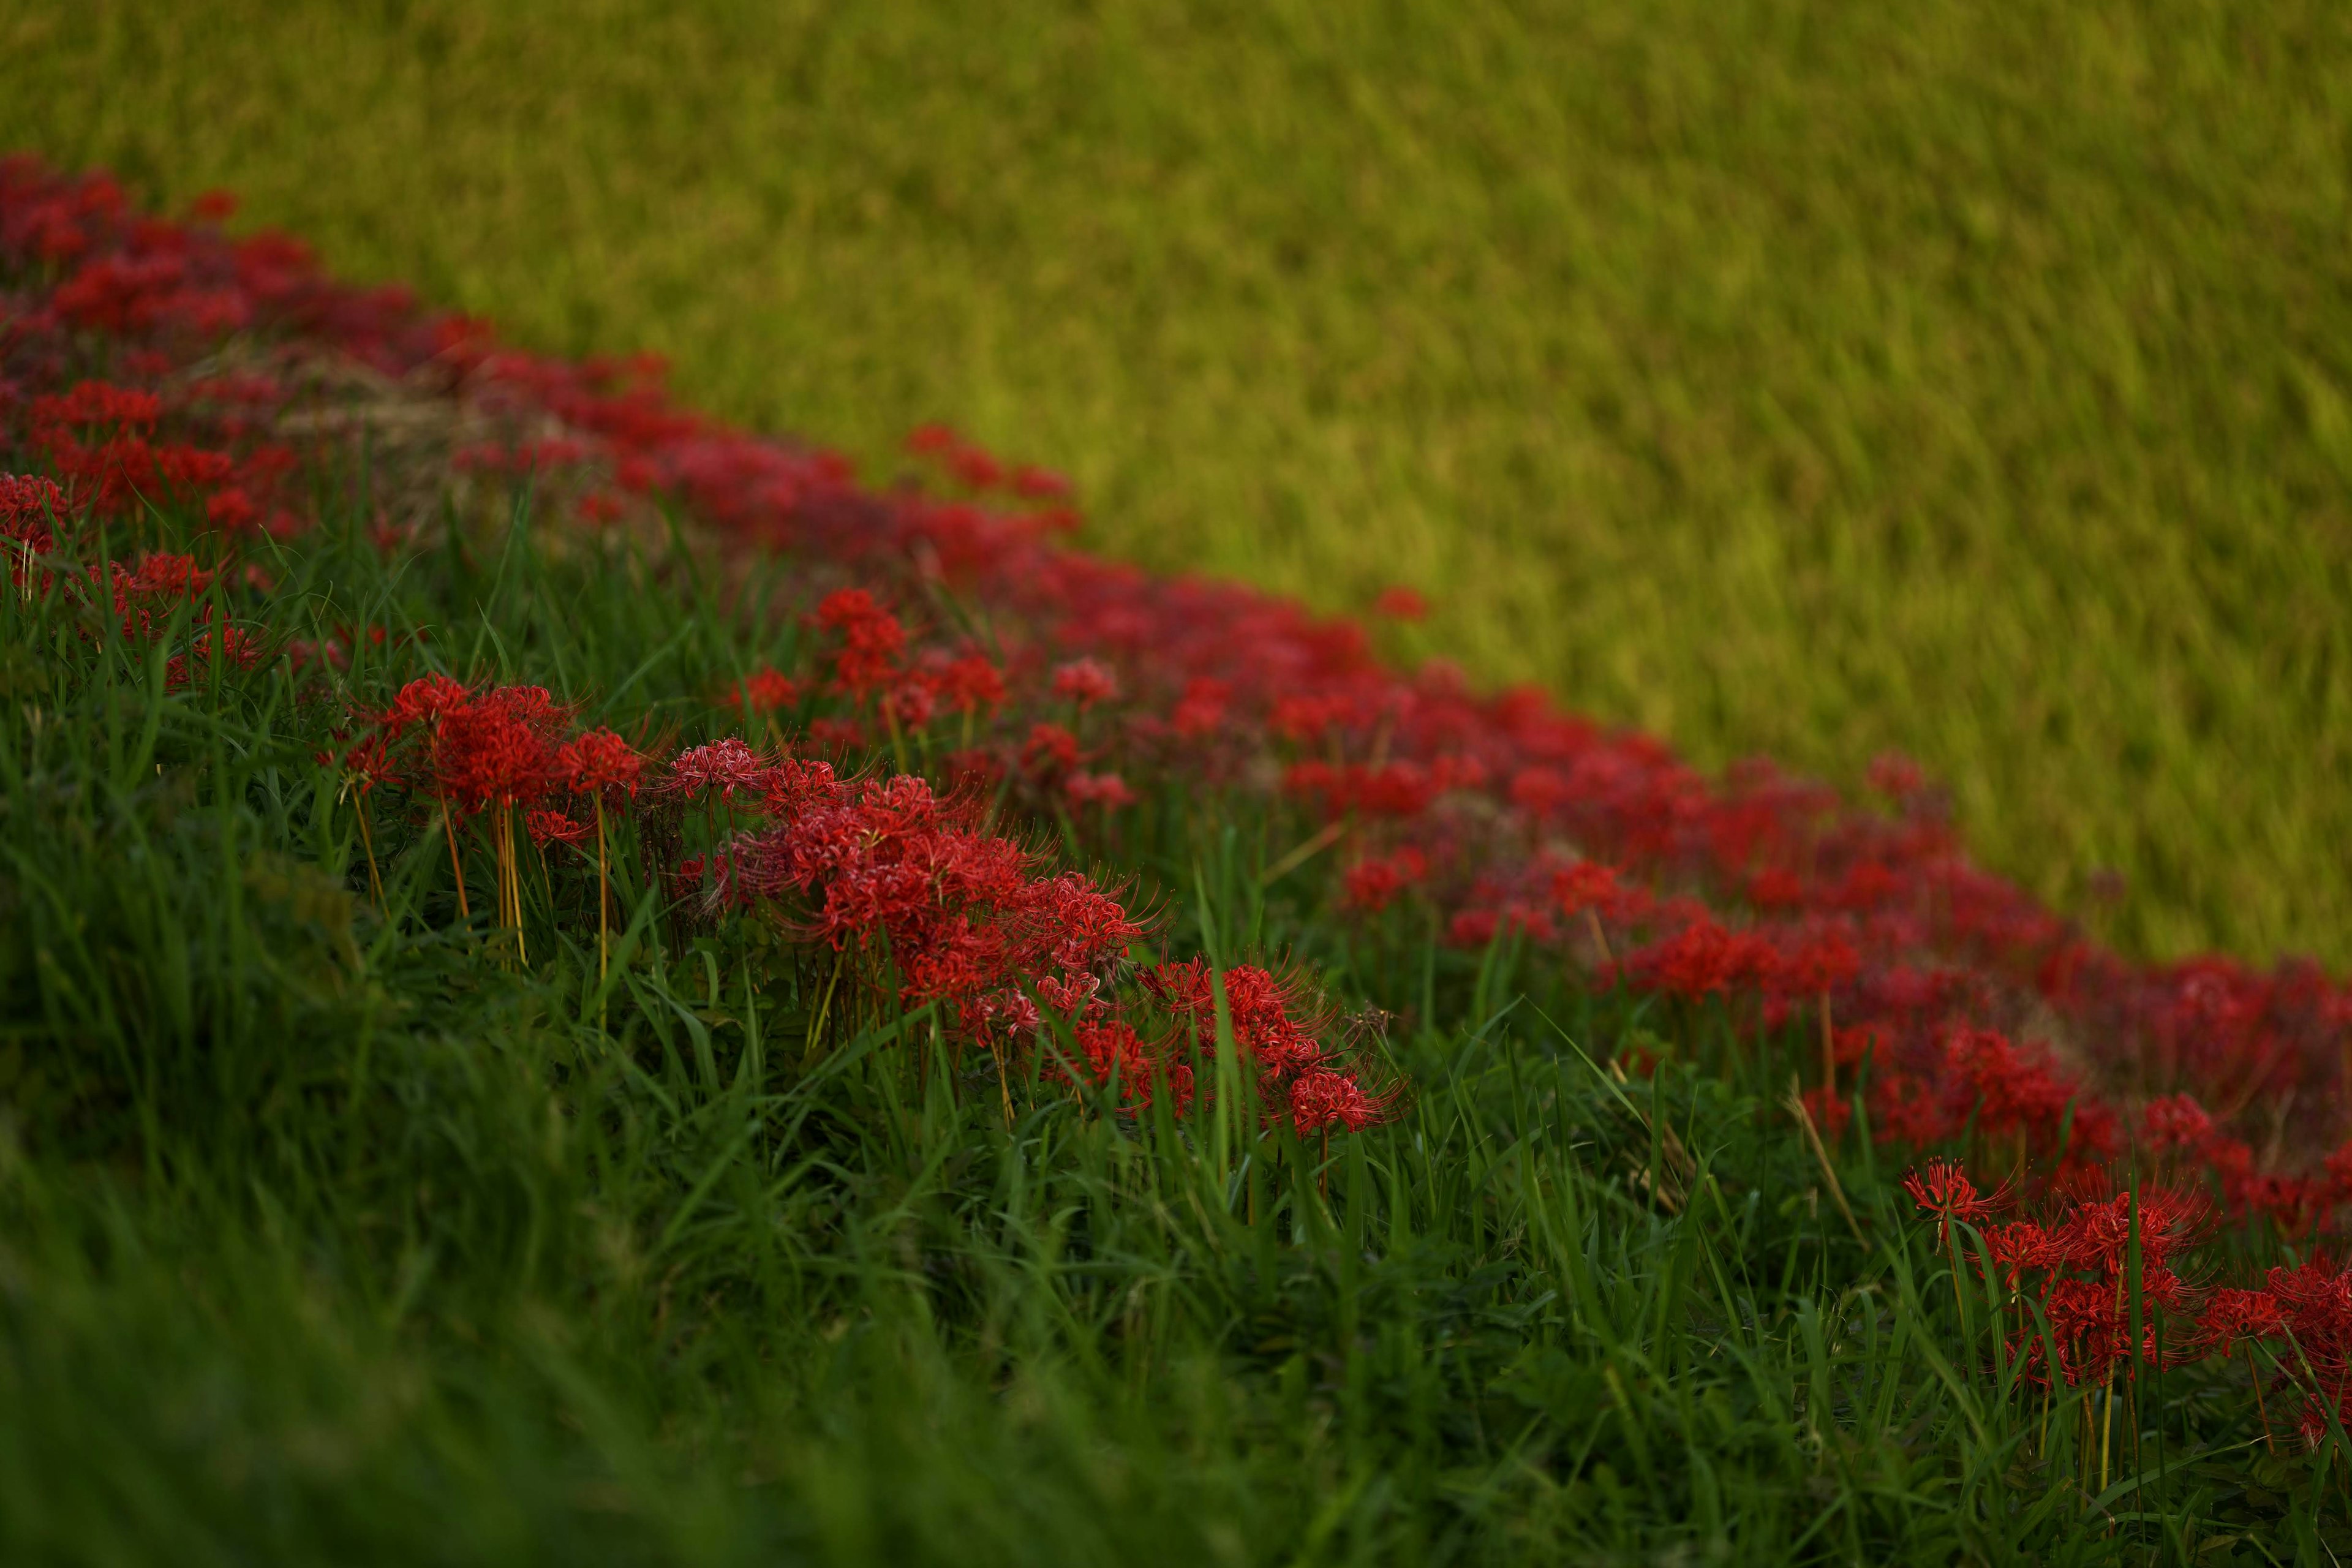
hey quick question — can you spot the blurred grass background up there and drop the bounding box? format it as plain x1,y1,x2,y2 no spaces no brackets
6,0,2348,967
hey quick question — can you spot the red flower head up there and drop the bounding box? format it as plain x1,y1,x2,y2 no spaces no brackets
1867,752,1926,798
925,652,1005,716
1902,1157,1999,1242
1371,585,1428,621
1287,1068,1395,1134
1056,1019,1156,1106
813,587,906,693
379,673,472,738
1023,721,1080,776
560,728,645,797
1012,464,1072,501
1170,677,1229,739
668,737,769,801
340,732,399,796
2199,1286,2285,1354
1551,860,1624,918
1050,657,1119,708
1985,1220,2058,1287
526,809,590,849
881,677,938,730
725,668,799,715
1065,770,1135,810
432,685,567,812
2,473,69,557
1343,848,1429,913
2139,1094,2215,1156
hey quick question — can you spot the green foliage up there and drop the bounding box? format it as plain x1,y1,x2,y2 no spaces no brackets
0,494,2328,1562
6,0,2351,966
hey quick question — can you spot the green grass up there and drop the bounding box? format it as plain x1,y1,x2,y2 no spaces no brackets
6,0,2350,967
0,477,2328,1563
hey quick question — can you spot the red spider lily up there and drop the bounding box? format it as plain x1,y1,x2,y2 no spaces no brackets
432,686,565,815
1902,1157,1999,1238
526,809,589,848
1011,464,1072,501
1,473,67,571
880,678,937,731
1052,1019,1161,1108
921,652,1005,717
29,379,161,436
2048,1184,2209,1276
1985,1220,2059,1288
1023,721,1079,776
1170,677,1229,739
2140,1093,2216,1156
1551,860,1626,918
377,673,472,739
1287,1067,1395,1134
1371,586,1428,621
1058,769,1131,812
1621,918,1779,1000
667,737,769,801
805,716,864,752
1050,657,1118,707
2201,1286,2285,1354
164,622,262,688
1872,1072,1966,1147
1343,847,1429,913
723,668,799,715
1142,960,1330,1102
812,587,905,694
558,728,645,797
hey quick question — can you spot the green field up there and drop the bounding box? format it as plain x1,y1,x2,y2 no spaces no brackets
7,0,2350,968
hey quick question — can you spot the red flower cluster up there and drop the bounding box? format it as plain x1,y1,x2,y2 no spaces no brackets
1908,1157,2352,1452
4,156,2346,1209
1140,960,1394,1134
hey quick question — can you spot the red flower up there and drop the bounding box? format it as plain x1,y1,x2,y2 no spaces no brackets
1065,770,1135,809
1371,585,1427,621
559,728,645,797
1050,657,1119,707
1170,677,1228,738
2199,1286,2285,1353
526,809,589,848
725,668,799,715
1343,848,1428,913
432,685,567,812
2140,1093,2215,1155
1288,1068,1394,1133
812,587,906,693
924,652,1005,715
1551,860,1624,918
1023,722,1079,775
1902,1157,1997,1242
668,737,768,801
1012,464,1072,501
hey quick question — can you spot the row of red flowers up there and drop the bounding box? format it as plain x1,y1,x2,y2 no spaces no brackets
1904,1154,2352,1463
4,154,2350,1215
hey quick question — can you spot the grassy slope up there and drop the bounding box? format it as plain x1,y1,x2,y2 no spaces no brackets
6,0,2350,967
0,492,2312,1563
